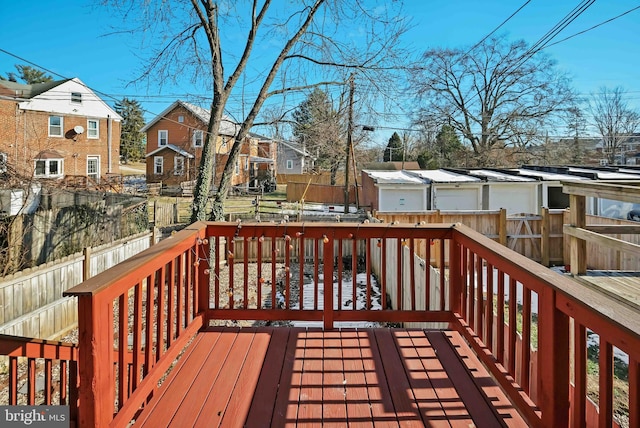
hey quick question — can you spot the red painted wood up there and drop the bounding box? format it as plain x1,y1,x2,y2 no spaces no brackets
132,332,212,426
118,293,129,409
213,237,219,310
496,270,505,364
439,239,445,311
381,238,387,309
144,274,155,376
323,237,334,330
228,238,235,309
357,330,398,428
373,328,424,427
194,329,266,427
244,328,290,426
508,277,517,376
60,360,68,406
486,262,494,350
157,266,166,361
572,322,587,427
176,254,183,336
353,238,358,311
298,330,324,427
394,330,449,427
337,239,343,309
521,287,532,394
340,330,374,428
599,341,614,428
476,254,483,338
244,236,249,309
9,356,17,404
132,282,143,392
468,251,475,332
257,235,263,309
396,238,402,311
272,237,277,310
298,236,305,309
409,238,416,311
322,330,347,427
366,238,372,311
314,239,319,311
443,330,528,427
270,328,305,427
185,249,192,324
285,236,290,310
424,239,431,311
448,240,461,314
461,247,468,319
167,258,175,346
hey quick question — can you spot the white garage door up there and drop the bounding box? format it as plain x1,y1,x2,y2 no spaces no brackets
435,187,479,210
489,185,536,214
379,188,425,212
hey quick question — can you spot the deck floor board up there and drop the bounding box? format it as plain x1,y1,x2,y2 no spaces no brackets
134,327,530,428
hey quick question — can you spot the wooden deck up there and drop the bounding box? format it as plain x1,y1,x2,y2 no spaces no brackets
576,270,640,311
133,327,528,428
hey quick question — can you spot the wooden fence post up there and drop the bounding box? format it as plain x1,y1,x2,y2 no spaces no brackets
173,202,179,224
499,208,507,246
83,247,91,281
541,207,550,267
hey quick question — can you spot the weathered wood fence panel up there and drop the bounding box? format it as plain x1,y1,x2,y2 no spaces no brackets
153,200,180,227
562,212,640,270
0,232,152,339
286,182,357,204
374,209,566,265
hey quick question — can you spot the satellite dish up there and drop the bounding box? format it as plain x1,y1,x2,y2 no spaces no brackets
73,125,85,134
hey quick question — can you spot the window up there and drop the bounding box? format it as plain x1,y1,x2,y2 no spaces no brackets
0,152,6,173
193,130,203,147
244,158,249,171
34,159,63,178
87,156,100,181
71,92,82,103
286,159,293,170
49,116,63,137
158,130,168,146
154,156,164,174
235,159,239,174
174,156,185,175
87,119,99,139
178,115,184,123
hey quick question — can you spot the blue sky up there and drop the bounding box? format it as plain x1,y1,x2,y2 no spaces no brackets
1,1,638,145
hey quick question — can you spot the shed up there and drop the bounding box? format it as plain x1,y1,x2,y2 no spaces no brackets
361,170,428,212
464,169,539,214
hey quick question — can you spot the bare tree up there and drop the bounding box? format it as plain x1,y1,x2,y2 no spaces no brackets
411,35,574,167
590,87,640,165
105,0,410,221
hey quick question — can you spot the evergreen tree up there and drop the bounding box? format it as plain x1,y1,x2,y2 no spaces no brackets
383,132,403,161
292,89,344,184
115,98,146,163
4,65,53,84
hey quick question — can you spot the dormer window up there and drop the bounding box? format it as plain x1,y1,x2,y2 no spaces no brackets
71,92,82,103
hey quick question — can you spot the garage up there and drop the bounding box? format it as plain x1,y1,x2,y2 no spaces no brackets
433,186,481,210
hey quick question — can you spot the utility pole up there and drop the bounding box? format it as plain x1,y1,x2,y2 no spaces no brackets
344,73,355,214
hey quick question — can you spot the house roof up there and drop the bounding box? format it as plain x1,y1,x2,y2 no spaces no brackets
0,78,71,99
145,144,195,158
278,139,315,159
141,100,239,136
363,170,427,185
249,155,274,164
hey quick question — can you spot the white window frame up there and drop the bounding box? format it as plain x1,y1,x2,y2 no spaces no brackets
286,159,293,170
192,130,203,148
87,119,99,139
178,115,184,123
49,116,63,137
174,156,185,176
158,130,168,147
154,156,164,175
34,158,64,178
87,156,100,182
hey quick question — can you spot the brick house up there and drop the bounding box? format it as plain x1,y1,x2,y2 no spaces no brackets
0,78,121,184
142,100,275,189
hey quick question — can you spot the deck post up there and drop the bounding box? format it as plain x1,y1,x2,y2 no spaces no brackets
323,234,334,330
197,236,211,322
76,294,114,428
538,288,569,427
568,195,586,275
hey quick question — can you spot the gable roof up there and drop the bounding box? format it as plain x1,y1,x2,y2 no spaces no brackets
278,139,315,159
141,100,239,136
0,78,71,99
145,144,195,158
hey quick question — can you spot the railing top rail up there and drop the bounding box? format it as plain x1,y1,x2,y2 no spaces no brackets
0,333,78,360
63,222,208,299
452,223,640,346
205,221,457,240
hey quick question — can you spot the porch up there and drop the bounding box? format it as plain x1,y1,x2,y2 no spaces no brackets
1,220,638,427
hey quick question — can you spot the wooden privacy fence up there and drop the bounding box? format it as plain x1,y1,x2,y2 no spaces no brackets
374,209,565,266
0,232,152,339
286,181,357,204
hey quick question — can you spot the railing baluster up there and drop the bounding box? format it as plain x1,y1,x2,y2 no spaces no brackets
486,263,494,351
272,237,277,310
599,340,613,428
156,266,166,361
366,238,372,311
337,239,343,310
176,254,183,336
27,357,35,404
425,238,431,310
118,293,129,409
213,237,219,311
60,359,68,405
229,237,235,309
314,238,319,311
352,237,357,310
9,356,17,405
298,235,304,310
409,238,415,311
244,236,249,309
496,270,505,364
132,281,143,391
468,250,475,326
573,322,587,427
508,277,517,376
381,238,387,310
521,286,531,394
167,258,175,346
461,247,468,318
257,236,263,309
439,238,445,311
396,238,402,310
476,254,483,335
144,274,154,375
285,235,291,310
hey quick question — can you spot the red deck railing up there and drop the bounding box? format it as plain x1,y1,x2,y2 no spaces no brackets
2,221,637,428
